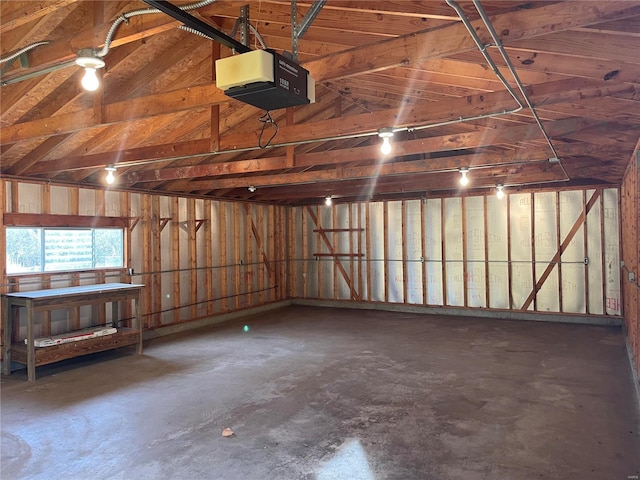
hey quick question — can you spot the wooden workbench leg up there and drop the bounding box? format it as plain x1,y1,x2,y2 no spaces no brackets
26,304,36,382
112,301,119,329
135,296,143,355
2,296,11,376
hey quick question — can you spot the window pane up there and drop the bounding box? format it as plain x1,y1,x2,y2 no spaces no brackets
6,226,125,274
44,229,93,271
94,229,124,267
6,228,42,273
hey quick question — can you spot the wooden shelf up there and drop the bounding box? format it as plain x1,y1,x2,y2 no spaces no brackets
11,329,140,368
3,283,144,381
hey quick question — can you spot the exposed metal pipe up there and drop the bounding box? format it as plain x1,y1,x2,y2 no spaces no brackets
0,41,51,64
76,105,524,173
471,0,569,181
0,0,219,87
445,0,523,109
0,60,76,87
408,107,522,133
229,17,267,50
97,0,218,58
142,0,251,53
248,24,267,50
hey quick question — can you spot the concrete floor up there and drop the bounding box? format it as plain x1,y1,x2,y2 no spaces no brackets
1,305,639,480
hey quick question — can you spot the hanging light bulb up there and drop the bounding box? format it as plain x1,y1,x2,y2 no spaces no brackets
105,166,117,185
81,68,100,91
378,127,394,155
75,48,105,92
459,167,470,186
496,184,505,199
325,196,332,206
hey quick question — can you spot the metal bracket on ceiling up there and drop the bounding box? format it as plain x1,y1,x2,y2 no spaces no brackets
240,5,249,48
19,53,29,69
142,0,251,53
290,0,326,61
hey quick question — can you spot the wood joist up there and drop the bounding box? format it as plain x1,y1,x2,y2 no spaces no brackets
1,1,639,205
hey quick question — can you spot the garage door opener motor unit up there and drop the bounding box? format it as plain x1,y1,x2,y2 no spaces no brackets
215,49,315,111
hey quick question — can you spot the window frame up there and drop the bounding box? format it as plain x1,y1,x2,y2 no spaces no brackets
4,213,130,277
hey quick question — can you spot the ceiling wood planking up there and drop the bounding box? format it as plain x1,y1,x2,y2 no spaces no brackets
2,5,632,143
120,119,604,186
18,79,623,176
1,1,639,204
506,31,640,65
0,0,82,35
218,78,629,152
105,31,210,102
6,135,73,176
302,2,640,82
580,16,640,35
206,0,456,37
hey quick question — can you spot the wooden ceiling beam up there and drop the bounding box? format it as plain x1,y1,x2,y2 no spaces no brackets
202,166,569,201
177,152,558,191
450,49,640,85
24,79,616,177
507,31,640,65
3,2,637,145
246,1,461,21
219,78,631,151
302,1,640,82
0,84,228,145
0,0,82,35
26,138,210,175
6,134,73,176
156,128,604,191
201,1,441,38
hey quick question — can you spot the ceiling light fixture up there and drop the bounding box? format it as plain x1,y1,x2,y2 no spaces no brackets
75,48,105,92
325,196,332,206
105,165,117,185
248,185,256,192
459,167,470,186
496,184,505,199
377,127,394,155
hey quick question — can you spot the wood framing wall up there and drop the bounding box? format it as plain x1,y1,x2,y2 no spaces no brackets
0,178,630,359
621,148,640,377
289,188,622,318
0,180,287,347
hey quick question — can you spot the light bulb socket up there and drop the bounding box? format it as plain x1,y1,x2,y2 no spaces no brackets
248,186,256,193
377,127,394,139
325,196,332,206
75,48,105,70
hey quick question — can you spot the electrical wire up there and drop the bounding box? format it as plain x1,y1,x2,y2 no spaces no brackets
229,18,267,50
114,285,278,325
258,111,279,148
470,0,570,182
96,0,218,58
0,41,51,65
0,0,219,87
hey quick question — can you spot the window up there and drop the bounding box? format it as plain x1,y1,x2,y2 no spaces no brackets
6,227,124,274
